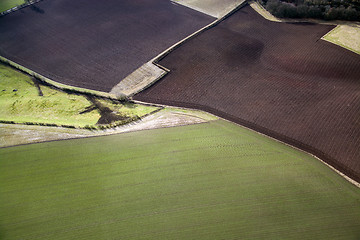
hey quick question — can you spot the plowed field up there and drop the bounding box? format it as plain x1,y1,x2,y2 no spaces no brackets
135,5,360,181
0,0,213,92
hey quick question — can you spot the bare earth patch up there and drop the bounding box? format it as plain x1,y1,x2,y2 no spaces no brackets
173,0,245,18
0,108,216,148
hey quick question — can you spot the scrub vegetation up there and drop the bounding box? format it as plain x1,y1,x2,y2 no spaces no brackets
261,0,360,20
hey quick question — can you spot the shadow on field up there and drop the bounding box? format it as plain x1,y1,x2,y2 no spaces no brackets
30,5,44,14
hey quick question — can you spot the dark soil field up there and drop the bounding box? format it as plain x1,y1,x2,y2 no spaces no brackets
135,5,360,182
0,0,214,92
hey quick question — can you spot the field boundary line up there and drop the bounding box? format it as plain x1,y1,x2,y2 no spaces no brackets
110,0,247,98
152,0,247,63
134,98,360,188
0,0,44,17
222,116,360,188
0,115,213,150
0,56,122,100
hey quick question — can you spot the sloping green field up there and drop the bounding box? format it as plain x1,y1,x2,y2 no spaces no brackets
0,120,359,239
0,64,100,127
0,63,158,128
0,0,24,12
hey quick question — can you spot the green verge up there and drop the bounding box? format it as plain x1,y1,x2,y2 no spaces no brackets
0,0,24,12
0,63,100,127
0,120,359,239
322,25,360,55
0,63,158,128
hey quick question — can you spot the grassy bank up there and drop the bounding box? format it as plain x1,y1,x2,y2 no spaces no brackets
0,120,359,239
0,63,158,128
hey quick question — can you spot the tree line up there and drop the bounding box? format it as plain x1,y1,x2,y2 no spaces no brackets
260,0,360,21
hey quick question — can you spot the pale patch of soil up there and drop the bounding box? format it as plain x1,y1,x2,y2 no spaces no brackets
0,124,91,147
173,0,245,18
322,25,360,54
0,108,215,147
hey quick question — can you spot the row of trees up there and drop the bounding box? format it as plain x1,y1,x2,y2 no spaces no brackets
260,0,360,21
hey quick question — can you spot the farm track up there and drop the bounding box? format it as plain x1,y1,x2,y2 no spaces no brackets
0,0,214,92
135,5,360,182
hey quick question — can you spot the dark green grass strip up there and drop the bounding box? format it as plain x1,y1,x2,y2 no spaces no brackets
0,120,359,240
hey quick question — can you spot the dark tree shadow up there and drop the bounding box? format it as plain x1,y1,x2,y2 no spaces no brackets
30,5,45,14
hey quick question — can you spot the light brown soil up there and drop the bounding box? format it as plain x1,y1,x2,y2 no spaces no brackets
0,108,213,148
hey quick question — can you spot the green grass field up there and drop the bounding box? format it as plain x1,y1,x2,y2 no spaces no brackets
0,0,24,12
0,64,158,128
1,120,359,239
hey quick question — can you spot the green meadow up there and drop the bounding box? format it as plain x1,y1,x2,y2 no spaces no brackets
0,0,25,12
1,120,359,239
0,64,158,128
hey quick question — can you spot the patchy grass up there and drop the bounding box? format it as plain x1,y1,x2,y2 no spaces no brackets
0,120,359,239
322,25,360,55
0,64,159,128
0,64,100,127
98,99,159,119
0,0,24,12
162,107,218,121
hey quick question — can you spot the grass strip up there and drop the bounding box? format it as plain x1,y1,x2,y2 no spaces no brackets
322,24,360,55
0,0,24,12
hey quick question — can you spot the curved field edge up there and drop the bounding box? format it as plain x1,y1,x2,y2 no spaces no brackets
249,1,360,54
0,107,218,148
0,120,359,239
134,4,360,183
249,0,281,22
110,1,247,98
0,56,123,100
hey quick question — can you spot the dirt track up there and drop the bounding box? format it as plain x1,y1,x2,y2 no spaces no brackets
0,0,213,92
135,5,360,182
0,109,211,148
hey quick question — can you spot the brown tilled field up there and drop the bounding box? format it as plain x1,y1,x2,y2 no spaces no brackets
135,5,360,181
0,0,214,92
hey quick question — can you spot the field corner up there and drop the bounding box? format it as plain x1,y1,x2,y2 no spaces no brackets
321,24,360,55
